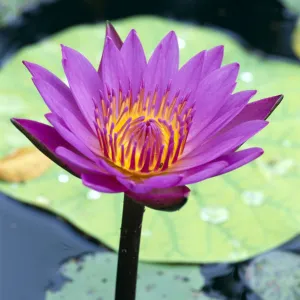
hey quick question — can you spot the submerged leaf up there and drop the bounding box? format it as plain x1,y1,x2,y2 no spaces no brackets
46,252,213,300
242,251,300,299
0,147,52,182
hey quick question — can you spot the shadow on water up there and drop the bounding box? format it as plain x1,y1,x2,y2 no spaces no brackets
0,193,100,300
1,0,300,299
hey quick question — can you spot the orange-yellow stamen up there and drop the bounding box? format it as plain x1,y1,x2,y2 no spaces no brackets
94,82,194,175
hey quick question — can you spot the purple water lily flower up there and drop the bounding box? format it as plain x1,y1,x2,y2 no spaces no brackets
12,23,282,210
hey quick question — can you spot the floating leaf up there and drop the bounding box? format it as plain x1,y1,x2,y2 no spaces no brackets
1,17,300,263
46,252,213,300
0,147,52,182
242,251,300,299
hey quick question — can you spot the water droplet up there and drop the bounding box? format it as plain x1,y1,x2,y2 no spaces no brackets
87,190,102,200
141,229,152,237
200,206,229,224
282,140,292,148
35,196,50,205
58,174,69,183
10,183,19,189
228,250,248,260
242,191,264,206
177,37,186,49
230,240,241,248
269,159,294,175
240,72,253,83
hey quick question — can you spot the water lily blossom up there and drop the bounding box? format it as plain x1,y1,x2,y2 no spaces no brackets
12,23,282,210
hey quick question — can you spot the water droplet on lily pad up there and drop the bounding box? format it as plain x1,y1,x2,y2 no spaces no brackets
230,239,241,248
268,159,295,176
87,190,101,200
58,174,69,183
242,191,264,206
10,183,19,189
282,140,292,148
200,206,229,224
240,71,253,83
258,159,295,179
228,250,248,260
35,195,50,205
142,230,153,237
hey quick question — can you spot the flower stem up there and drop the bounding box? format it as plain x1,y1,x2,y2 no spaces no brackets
115,194,145,300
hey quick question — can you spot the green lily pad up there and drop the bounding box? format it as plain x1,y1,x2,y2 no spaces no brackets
1,16,300,263
46,252,213,300
243,251,300,299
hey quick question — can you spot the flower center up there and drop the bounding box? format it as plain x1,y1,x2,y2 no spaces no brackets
94,83,194,174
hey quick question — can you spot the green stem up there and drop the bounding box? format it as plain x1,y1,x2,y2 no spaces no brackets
114,194,145,300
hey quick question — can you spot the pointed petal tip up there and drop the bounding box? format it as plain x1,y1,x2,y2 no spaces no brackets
11,117,27,128
11,118,80,178
127,29,139,40
10,117,19,127
105,21,123,49
22,60,30,67
264,94,284,120
60,44,73,60
22,61,39,76
212,45,224,53
218,147,264,175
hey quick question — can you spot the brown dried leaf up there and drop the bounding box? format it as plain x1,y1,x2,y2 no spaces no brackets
0,147,52,182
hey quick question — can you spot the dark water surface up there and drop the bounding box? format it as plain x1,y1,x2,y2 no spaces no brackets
1,0,300,299
2,192,300,300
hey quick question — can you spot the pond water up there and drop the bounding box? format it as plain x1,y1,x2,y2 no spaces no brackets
2,191,300,300
1,0,300,299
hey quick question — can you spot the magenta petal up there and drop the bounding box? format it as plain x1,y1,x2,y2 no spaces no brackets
183,90,257,157
202,45,224,76
174,120,268,171
117,174,183,194
194,119,268,159
46,113,99,159
216,90,257,117
171,50,205,95
61,45,102,131
100,37,129,93
189,63,239,139
105,22,123,50
181,161,228,185
121,30,147,101
56,147,107,174
82,173,127,193
223,95,283,131
168,45,223,103
183,107,241,157
127,186,190,210
11,118,80,177
143,31,179,100
217,147,264,175
159,31,179,83
23,61,86,122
